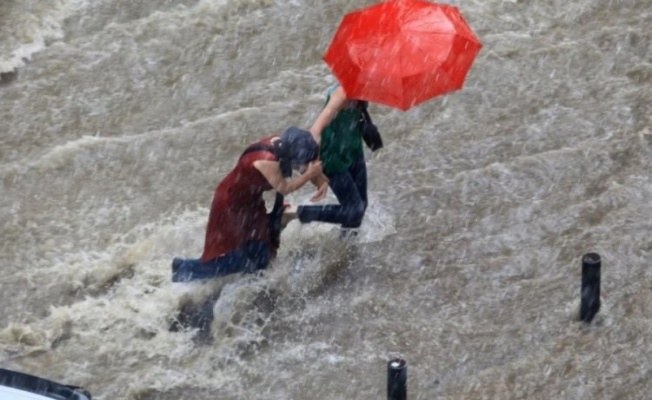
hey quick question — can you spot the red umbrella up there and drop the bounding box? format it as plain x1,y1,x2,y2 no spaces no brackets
323,0,483,111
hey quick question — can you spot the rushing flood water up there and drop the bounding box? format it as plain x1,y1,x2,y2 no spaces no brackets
1,0,651,398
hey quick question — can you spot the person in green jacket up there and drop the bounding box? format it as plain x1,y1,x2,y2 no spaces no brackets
286,83,369,229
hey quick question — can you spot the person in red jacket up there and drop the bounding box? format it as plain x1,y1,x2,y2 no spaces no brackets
172,127,325,282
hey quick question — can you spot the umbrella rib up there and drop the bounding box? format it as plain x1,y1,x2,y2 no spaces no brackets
399,30,449,75
398,34,407,107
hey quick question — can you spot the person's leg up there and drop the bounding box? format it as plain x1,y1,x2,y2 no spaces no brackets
241,240,272,274
339,155,368,237
172,252,245,282
171,241,271,282
296,156,367,228
349,156,368,217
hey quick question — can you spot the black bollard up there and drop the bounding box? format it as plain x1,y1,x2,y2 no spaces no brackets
387,358,407,400
579,252,601,323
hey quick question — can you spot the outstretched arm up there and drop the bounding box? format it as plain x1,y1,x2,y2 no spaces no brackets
309,85,348,145
309,173,329,202
253,160,323,196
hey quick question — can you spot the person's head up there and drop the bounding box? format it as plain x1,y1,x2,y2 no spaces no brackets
279,127,319,173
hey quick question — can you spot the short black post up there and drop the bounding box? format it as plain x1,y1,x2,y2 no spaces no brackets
580,252,601,323
387,358,407,400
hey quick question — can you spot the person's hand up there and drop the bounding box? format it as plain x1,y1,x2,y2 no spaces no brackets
304,160,323,179
310,180,328,202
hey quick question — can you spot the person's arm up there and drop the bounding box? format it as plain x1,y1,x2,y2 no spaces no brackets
309,173,329,202
309,86,348,145
253,160,323,196
311,173,328,188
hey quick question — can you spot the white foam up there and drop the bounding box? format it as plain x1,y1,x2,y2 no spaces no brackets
0,0,89,73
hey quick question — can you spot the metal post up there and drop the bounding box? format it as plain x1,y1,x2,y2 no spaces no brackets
580,252,601,323
387,358,407,400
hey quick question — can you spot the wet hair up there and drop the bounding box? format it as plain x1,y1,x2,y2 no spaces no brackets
279,126,319,167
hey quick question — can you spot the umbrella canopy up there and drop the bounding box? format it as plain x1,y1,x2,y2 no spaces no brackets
323,0,483,111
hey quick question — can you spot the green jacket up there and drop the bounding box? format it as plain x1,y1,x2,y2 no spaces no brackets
320,85,364,175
